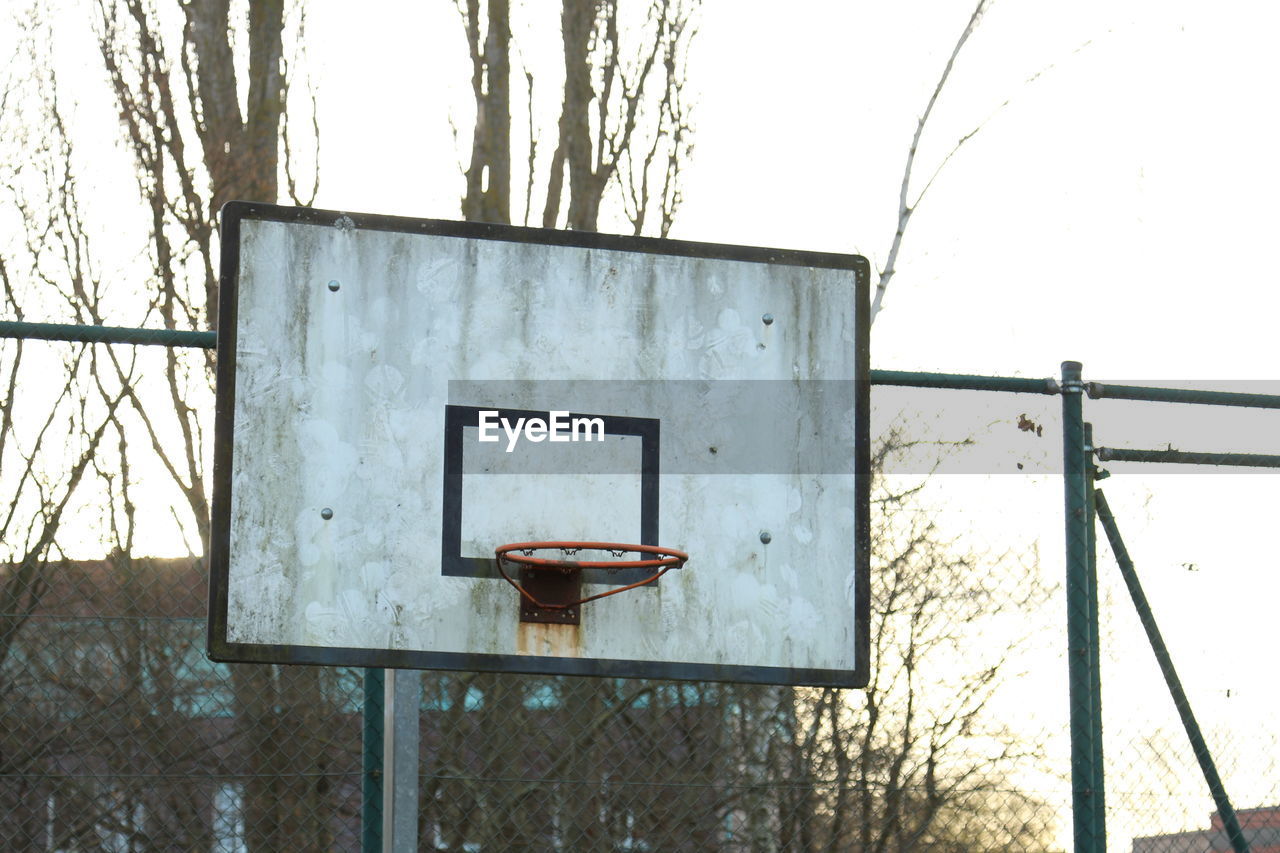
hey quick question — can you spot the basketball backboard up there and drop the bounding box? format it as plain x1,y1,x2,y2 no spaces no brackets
208,202,870,687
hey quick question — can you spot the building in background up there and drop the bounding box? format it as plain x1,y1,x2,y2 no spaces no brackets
1133,806,1280,853
0,558,731,851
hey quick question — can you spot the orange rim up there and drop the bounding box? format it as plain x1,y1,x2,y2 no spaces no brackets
494,542,688,611
495,541,688,570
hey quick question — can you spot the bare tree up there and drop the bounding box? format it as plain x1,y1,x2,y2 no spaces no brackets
458,0,694,234
0,18,131,678
441,5,1058,849
762,431,1057,852
7,0,696,846
0,32,146,847
420,3,700,849
1,1,330,848
93,2,335,845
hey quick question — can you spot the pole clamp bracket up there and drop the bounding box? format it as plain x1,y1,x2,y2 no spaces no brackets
1061,377,1088,394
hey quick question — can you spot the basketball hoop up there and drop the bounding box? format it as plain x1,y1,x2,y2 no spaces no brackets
496,541,688,625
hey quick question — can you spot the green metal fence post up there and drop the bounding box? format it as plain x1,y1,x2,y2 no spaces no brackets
1061,362,1101,852
1093,491,1251,853
1084,423,1106,846
363,668,386,853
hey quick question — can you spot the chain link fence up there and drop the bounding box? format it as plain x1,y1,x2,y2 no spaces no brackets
3,349,1278,851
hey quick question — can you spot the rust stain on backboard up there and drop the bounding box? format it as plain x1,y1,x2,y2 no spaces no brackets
517,622,583,658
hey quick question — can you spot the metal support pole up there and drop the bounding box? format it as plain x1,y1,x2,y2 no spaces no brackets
384,669,422,853
1084,424,1106,845
363,668,386,853
1093,491,1251,853
1061,362,1101,852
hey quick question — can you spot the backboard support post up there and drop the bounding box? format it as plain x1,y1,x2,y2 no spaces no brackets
383,669,421,853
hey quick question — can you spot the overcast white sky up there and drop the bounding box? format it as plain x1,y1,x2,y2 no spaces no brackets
310,0,1280,383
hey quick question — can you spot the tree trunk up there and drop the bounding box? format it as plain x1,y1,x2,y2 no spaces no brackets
462,0,513,224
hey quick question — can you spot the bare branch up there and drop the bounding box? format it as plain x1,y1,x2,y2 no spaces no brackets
522,70,536,226
914,36,1096,212
872,0,990,324
280,37,322,207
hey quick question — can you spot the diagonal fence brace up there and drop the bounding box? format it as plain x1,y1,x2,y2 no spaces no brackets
1093,489,1251,853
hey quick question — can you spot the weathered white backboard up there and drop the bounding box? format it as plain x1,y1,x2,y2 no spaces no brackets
209,202,870,687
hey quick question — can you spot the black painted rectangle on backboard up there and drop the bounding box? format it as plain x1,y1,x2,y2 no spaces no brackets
441,405,660,585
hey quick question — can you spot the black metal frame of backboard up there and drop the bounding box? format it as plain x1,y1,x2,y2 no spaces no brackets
206,201,871,688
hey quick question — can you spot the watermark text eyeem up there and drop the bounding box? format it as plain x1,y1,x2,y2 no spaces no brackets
477,410,605,452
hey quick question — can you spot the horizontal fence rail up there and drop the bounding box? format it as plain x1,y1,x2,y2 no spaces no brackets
870,369,1060,395
1095,446,1280,468
1088,380,1280,410
0,320,217,349
7,323,1280,410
